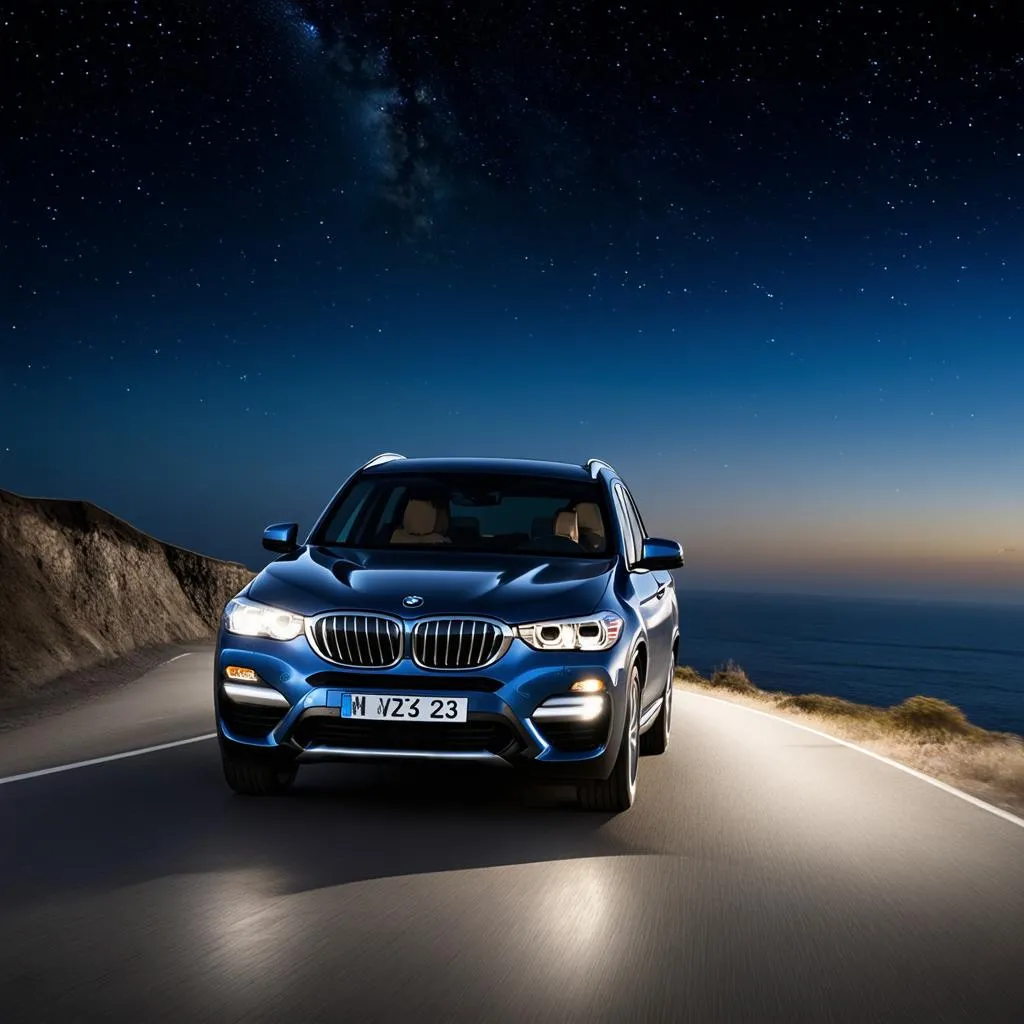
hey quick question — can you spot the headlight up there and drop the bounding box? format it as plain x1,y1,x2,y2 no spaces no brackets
515,612,623,652
223,597,305,641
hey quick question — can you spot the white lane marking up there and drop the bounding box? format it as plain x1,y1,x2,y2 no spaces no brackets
164,653,191,664
0,734,217,787
680,688,1024,831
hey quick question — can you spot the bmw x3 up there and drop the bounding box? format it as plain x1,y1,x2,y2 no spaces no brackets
215,454,683,811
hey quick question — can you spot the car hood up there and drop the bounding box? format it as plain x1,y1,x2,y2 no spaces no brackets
246,546,614,623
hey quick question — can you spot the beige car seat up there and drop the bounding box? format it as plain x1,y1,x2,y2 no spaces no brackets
390,498,451,544
574,501,605,550
552,509,579,543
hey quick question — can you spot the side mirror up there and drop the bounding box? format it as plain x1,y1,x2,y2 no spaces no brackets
636,537,684,570
262,522,299,553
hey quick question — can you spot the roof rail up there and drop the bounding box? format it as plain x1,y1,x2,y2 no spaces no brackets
360,452,406,470
585,458,617,479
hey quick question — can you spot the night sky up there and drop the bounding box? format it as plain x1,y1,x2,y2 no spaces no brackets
3,1,1023,601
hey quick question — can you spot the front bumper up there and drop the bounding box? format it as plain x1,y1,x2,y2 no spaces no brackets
214,627,631,781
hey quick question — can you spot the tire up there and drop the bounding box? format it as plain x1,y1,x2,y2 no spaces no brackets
639,662,672,756
221,746,297,796
577,662,640,813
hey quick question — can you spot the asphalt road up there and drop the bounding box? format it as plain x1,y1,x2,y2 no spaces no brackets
1,649,1023,1023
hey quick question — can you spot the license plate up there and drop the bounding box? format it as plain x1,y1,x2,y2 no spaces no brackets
341,693,468,723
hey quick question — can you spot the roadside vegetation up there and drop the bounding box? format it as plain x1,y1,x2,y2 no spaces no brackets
674,662,1024,817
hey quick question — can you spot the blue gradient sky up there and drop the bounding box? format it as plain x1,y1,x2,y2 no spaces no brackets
3,2,1023,602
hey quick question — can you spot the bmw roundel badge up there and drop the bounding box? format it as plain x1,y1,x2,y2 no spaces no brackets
402,595,424,609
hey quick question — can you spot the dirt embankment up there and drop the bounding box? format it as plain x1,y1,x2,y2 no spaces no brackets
0,489,255,708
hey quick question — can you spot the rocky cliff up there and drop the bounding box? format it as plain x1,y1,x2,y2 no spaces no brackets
0,489,255,706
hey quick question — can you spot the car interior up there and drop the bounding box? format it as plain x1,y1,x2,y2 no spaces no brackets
389,498,452,545
386,494,607,556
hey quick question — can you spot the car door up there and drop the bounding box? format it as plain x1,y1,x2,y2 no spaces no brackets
612,482,675,709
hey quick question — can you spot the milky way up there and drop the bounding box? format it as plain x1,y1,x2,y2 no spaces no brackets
289,1,1023,237
3,0,1023,598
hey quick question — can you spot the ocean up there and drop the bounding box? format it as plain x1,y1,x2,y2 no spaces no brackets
676,590,1024,735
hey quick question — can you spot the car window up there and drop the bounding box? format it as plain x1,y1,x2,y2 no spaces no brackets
313,473,612,558
611,484,637,564
318,478,375,543
469,496,569,535
378,484,408,530
621,484,649,538
614,483,644,566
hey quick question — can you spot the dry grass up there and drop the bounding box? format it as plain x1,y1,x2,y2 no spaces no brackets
708,659,759,694
676,664,1024,818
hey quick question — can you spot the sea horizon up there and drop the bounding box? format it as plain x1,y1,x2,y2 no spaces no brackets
679,583,1024,611
675,588,1024,735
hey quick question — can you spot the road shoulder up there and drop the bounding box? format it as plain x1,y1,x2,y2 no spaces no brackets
676,680,1024,821
0,646,216,779
0,642,212,734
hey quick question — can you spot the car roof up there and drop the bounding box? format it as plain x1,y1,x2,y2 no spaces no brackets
359,456,597,482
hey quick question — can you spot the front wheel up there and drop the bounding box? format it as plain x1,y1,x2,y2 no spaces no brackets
221,744,297,796
577,663,640,813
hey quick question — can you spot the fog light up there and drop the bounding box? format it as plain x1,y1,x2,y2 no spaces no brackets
532,694,607,721
570,678,605,693
225,665,259,682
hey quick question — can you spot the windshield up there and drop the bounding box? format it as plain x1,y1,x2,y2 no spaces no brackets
313,473,612,558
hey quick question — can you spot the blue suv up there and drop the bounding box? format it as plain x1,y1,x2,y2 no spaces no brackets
215,454,683,811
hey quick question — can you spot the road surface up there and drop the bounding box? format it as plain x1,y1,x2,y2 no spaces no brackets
1,646,1022,1023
